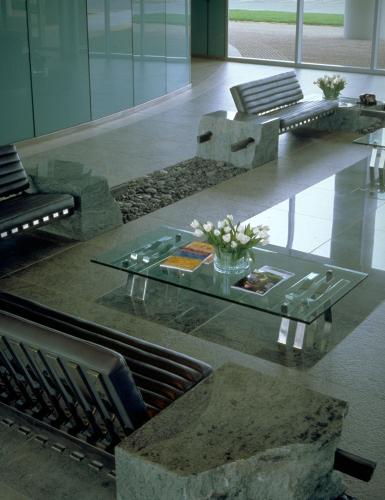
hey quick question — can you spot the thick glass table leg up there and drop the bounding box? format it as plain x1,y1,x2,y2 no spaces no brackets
125,273,135,297
125,274,148,301
369,146,378,185
293,322,306,350
378,148,385,188
277,317,290,345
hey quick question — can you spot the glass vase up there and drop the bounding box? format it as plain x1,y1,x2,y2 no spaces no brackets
213,248,250,274
322,90,340,100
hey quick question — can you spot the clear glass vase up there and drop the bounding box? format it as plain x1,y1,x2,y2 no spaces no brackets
322,90,340,100
213,248,250,274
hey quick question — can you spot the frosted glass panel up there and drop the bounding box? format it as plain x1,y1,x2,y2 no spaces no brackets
28,0,91,135
0,1,34,144
87,0,134,119
166,0,190,92
302,0,372,68
133,0,166,105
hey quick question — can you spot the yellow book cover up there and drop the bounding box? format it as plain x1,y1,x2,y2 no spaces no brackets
160,255,202,272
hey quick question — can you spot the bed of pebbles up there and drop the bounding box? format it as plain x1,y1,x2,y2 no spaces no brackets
113,157,247,223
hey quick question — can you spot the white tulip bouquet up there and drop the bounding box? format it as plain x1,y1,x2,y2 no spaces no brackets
190,215,269,260
314,74,347,99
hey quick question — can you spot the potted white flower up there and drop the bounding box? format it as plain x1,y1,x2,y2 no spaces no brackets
314,74,347,100
191,215,269,273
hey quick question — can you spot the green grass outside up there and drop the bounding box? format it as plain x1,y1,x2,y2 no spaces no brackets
229,10,344,27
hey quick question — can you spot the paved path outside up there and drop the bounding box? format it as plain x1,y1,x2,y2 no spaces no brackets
229,21,385,68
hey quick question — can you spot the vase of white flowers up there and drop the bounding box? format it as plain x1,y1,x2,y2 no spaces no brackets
314,74,347,100
190,215,269,274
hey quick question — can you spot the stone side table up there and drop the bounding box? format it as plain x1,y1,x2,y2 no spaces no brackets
28,160,122,241
116,364,347,500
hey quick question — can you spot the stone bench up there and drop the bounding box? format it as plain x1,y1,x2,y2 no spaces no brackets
0,291,212,457
116,363,348,500
0,292,375,497
230,71,338,133
197,71,338,169
0,145,75,240
27,159,123,241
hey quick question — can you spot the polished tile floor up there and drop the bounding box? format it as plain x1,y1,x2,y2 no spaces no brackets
2,59,385,499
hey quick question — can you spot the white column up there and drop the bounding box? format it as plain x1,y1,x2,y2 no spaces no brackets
344,0,376,40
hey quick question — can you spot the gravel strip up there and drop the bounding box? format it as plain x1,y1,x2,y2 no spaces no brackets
113,157,247,223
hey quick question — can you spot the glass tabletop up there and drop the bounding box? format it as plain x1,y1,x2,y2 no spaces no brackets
354,128,385,147
91,227,367,325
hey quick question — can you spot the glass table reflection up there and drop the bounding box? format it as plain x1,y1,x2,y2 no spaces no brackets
354,128,385,193
92,226,367,350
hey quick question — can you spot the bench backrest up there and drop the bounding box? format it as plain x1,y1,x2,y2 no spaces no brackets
0,292,212,448
0,144,29,197
0,310,150,452
230,71,304,115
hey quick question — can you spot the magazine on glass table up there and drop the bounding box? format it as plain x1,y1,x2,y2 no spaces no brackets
232,266,294,296
160,241,214,272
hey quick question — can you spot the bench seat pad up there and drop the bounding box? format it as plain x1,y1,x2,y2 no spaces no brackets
264,100,338,129
0,192,75,233
0,309,150,435
0,292,212,415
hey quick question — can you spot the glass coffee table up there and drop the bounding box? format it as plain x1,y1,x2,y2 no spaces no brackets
354,128,385,193
91,227,367,350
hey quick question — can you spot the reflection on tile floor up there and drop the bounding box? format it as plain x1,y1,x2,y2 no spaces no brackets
97,283,230,334
93,157,385,369
5,60,385,500
0,232,78,278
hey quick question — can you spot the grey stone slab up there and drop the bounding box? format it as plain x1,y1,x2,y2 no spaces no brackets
197,110,280,169
306,296,385,402
0,482,30,500
117,363,347,500
0,232,78,278
308,106,385,134
0,424,115,500
28,160,122,241
97,283,230,334
151,189,260,227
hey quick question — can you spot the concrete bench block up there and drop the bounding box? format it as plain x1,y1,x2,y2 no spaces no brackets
197,111,280,169
116,364,347,500
28,160,122,241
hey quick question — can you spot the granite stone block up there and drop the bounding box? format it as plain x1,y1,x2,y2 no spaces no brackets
197,111,280,169
116,363,347,500
28,160,122,241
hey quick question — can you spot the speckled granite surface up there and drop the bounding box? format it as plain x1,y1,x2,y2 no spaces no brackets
197,111,280,169
116,363,347,500
28,160,122,241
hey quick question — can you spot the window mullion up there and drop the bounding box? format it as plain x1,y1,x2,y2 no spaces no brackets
295,0,304,65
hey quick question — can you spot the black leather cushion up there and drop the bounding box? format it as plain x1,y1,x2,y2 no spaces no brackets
0,310,150,432
230,71,304,115
0,292,212,415
0,144,29,196
0,192,75,233
264,100,338,129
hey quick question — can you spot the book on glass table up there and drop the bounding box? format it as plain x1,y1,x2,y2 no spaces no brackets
160,241,214,272
232,265,294,296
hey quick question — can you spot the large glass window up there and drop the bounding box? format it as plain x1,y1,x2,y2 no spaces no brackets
376,0,385,68
228,0,297,62
302,0,373,68
228,0,385,73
